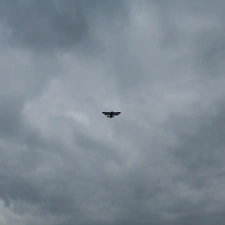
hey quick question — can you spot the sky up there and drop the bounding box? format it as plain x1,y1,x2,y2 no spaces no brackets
0,0,225,224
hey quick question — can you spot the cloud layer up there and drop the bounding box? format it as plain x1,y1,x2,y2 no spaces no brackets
1,1,225,224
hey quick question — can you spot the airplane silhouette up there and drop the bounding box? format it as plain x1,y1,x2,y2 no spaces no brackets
102,111,121,118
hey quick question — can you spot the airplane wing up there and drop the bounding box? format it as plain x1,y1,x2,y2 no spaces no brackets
112,112,121,116
102,112,111,115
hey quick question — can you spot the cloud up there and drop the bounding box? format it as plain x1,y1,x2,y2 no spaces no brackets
1,1,225,224
0,0,128,55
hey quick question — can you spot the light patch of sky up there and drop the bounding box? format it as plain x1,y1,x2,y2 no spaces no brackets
66,110,90,129
0,199,24,225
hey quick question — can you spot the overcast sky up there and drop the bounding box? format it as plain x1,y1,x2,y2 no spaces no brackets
1,0,225,224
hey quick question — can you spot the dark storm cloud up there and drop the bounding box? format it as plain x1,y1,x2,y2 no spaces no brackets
154,100,225,224
0,97,24,138
152,0,225,78
0,0,128,53
169,102,225,181
1,0,225,225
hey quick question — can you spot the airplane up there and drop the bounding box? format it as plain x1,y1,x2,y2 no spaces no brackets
102,111,121,118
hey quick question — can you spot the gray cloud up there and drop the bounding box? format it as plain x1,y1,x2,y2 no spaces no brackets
0,0,128,55
1,0,225,224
